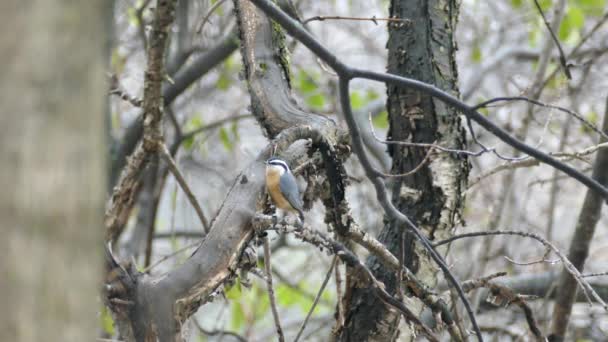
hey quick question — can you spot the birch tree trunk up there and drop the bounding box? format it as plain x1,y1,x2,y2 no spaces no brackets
340,0,467,340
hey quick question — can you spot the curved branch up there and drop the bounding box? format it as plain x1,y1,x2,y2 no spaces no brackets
249,0,608,202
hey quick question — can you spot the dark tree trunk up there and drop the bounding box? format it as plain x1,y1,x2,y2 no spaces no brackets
339,0,467,340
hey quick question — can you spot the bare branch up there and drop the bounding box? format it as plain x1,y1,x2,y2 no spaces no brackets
109,74,143,107
159,143,210,232
303,15,410,25
434,230,608,310
251,215,440,341
473,96,608,141
532,0,571,79
263,236,285,342
467,142,608,189
550,96,608,339
294,257,337,342
196,0,228,33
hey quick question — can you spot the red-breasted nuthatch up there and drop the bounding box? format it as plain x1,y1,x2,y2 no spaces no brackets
265,157,304,221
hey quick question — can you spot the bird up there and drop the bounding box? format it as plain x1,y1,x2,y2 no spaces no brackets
265,157,304,222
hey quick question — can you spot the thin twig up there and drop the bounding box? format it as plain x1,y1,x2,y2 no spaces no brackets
193,319,247,342
539,12,608,91
109,74,143,107
263,236,285,342
142,240,200,273
334,260,345,329
196,0,228,33
434,230,608,310
303,15,410,25
582,271,608,278
460,273,545,340
369,114,480,157
159,144,210,232
251,215,440,341
474,96,608,141
294,256,337,342
533,0,571,79
154,230,205,239
180,114,252,142
467,142,608,189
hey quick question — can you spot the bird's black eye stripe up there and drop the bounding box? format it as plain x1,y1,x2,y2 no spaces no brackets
268,159,289,172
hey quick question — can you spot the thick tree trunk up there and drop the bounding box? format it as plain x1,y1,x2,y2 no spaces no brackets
340,0,467,340
0,1,109,341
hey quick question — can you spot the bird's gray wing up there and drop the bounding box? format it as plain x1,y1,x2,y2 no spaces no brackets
279,172,304,212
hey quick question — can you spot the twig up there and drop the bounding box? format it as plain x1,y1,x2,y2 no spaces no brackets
582,271,608,278
467,142,608,189
179,113,251,142
474,96,608,141
142,240,200,273
251,215,440,341
334,260,344,329
196,0,228,33
154,230,205,239
193,319,247,342
533,0,571,79
539,12,608,91
247,3,608,342
263,236,285,342
504,247,559,266
369,114,481,157
461,273,545,340
303,15,410,25
109,74,143,107
433,230,608,310
159,144,210,232
294,256,337,342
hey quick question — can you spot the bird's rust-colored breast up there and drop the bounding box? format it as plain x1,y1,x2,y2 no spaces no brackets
266,168,292,210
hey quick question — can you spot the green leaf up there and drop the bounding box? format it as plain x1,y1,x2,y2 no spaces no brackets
559,6,585,40
297,70,318,94
182,136,195,150
365,89,380,101
101,306,115,336
216,73,231,90
372,110,389,129
306,93,326,110
471,43,482,63
230,121,240,142
230,302,245,330
511,0,523,7
225,282,242,300
350,91,364,110
539,0,553,11
219,127,234,151
575,0,606,15
127,7,140,27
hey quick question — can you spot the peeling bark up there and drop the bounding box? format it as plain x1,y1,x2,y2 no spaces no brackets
339,1,467,341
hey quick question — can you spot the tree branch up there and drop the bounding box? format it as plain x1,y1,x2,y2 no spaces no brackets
550,96,608,341
434,230,607,310
262,236,284,342
159,143,209,232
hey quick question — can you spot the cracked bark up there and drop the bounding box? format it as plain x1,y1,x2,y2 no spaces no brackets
339,1,467,341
